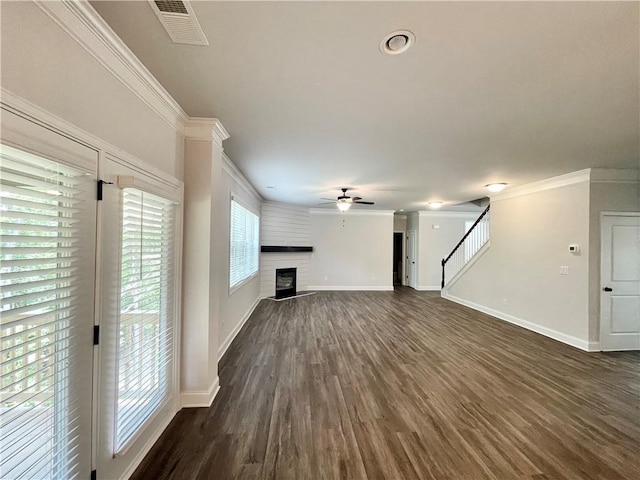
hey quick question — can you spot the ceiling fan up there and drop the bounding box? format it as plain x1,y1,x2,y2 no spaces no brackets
319,188,375,212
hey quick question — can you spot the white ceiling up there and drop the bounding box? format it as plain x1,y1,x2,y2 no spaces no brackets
91,0,639,211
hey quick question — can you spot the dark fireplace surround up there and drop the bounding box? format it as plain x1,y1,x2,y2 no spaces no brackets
275,268,297,299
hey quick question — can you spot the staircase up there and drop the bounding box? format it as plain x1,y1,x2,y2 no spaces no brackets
441,204,491,288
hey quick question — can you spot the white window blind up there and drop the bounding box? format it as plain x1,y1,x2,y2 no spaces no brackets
0,146,94,479
115,188,175,453
229,199,259,289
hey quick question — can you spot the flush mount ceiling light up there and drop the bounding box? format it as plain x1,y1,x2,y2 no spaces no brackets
428,202,443,209
380,30,415,55
485,183,507,193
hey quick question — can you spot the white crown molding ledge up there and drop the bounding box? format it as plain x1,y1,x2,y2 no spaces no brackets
590,168,640,184
418,211,481,218
35,0,189,135
184,117,230,146
491,169,591,202
222,153,263,201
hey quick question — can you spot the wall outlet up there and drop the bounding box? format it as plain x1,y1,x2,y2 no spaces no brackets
502,298,508,305
560,266,569,275
324,276,328,281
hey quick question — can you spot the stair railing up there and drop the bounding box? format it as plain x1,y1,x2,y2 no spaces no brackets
441,204,491,288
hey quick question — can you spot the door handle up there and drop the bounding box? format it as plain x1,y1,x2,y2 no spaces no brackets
603,287,613,292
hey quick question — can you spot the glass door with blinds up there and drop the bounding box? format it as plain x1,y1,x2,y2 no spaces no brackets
0,134,97,480
96,157,181,480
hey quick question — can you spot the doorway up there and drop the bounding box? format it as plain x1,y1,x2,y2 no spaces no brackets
600,213,640,351
393,232,404,285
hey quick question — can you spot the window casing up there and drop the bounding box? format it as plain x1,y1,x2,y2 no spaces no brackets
229,199,259,290
0,144,95,480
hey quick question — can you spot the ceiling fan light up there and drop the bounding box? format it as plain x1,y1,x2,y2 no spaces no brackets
428,202,443,209
337,201,351,212
486,183,507,193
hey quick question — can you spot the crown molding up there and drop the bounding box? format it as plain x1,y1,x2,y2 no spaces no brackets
491,169,591,202
590,168,639,184
418,211,481,218
222,153,262,202
309,208,395,216
35,0,189,135
184,117,230,146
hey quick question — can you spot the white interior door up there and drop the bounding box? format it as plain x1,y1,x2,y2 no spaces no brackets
407,230,417,288
600,214,640,351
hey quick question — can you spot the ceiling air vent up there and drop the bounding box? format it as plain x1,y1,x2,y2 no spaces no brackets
149,0,209,46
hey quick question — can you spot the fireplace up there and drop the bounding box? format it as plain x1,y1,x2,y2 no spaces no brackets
275,268,296,299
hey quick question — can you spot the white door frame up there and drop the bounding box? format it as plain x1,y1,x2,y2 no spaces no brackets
407,230,417,288
599,211,640,351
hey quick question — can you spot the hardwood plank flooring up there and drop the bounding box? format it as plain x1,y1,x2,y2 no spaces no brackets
131,288,640,479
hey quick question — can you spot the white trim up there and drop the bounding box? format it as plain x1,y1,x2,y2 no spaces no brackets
600,211,640,217
442,241,491,290
442,292,591,351
181,377,220,408
218,297,262,360
184,117,230,146
418,211,481,218
491,169,591,202
222,153,262,201
587,342,601,352
590,168,639,184
308,285,394,291
35,0,188,135
309,209,395,216
415,286,441,291
118,404,181,480
1,89,183,189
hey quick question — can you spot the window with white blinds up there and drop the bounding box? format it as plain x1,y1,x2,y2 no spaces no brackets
115,188,175,453
0,145,94,479
229,199,259,289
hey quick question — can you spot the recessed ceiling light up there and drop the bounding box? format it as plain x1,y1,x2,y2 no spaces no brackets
428,202,443,209
380,30,415,55
485,183,507,193
399,209,404,212
266,185,276,189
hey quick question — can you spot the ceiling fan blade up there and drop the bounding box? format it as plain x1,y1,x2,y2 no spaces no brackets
320,198,336,201
317,202,335,205
352,197,362,201
354,201,374,205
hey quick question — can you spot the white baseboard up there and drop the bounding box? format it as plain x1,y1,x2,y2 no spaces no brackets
120,404,180,480
307,285,394,291
587,342,601,352
218,296,262,360
415,285,441,291
181,377,220,408
442,292,592,351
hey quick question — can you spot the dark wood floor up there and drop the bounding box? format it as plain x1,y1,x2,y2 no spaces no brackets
131,288,640,480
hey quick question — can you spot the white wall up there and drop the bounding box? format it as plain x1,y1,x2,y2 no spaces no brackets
218,160,263,358
417,212,479,290
260,202,312,298
393,214,407,231
309,211,394,290
588,172,640,342
446,179,592,349
0,1,184,180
